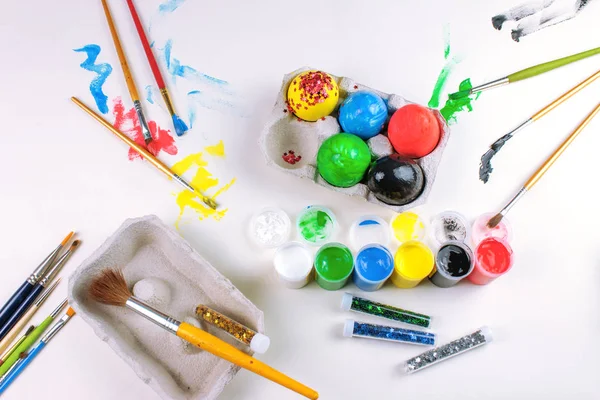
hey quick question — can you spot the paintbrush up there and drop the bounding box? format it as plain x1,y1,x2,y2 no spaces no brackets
0,307,75,394
0,299,68,376
100,0,153,145
480,68,600,183
0,241,79,341
71,97,218,209
487,101,600,229
449,45,600,100
89,269,319,399
0,232,72,329
0,279,61,355
125,0,188,137
0,325,34,366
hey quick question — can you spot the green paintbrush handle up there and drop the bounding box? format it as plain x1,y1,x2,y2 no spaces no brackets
0,315,53,375
509,46,600,83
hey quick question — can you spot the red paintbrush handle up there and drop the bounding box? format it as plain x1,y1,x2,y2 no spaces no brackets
125,0,166,89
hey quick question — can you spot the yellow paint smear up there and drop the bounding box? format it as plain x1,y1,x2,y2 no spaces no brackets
172,142,235,228
391,241,434,288
391,212,425,243
205,140,225,157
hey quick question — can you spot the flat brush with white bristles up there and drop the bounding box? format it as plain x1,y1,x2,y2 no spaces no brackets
89,269,319,400
488,101,600,229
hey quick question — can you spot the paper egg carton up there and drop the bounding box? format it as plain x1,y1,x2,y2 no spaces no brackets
68,215,264,400
259,67,450,212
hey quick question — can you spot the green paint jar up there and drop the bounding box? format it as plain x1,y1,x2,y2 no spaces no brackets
314,243,354,290
296,206,336,245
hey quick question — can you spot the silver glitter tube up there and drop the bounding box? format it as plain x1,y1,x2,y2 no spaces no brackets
402,326,492,375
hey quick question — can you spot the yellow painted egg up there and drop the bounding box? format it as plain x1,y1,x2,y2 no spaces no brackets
286,70,339,121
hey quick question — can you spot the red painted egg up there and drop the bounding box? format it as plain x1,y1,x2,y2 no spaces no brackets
388,104,441,158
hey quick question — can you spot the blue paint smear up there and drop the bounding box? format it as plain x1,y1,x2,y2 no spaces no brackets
74,44,113,114
187,90,237,127
158,0,186,13
160,40,230,88
359,219,380,226
145,85,155,104
355,246,394,281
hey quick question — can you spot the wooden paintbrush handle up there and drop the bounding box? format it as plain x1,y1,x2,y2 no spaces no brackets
177,322,319,399
101,0,141,101
0,305,37,355
525,102,600,190
531,69,600,121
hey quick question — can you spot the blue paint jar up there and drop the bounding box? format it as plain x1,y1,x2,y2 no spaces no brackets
352,244,394,291
338,91,388,139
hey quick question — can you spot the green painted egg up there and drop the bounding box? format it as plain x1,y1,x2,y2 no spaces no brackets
317,133,371,188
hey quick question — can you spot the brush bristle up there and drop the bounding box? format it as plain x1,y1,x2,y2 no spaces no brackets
66,307,76,317
25,325,35,335
70,240,81,250
172,114,188,137
89,269,132,306
61,231,75,246
448,89,471,100
486,213,504,229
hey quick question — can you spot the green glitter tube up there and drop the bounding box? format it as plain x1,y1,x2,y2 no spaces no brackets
341,293,432,328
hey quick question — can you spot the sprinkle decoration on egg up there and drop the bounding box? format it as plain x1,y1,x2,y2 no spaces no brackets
286,70,339,121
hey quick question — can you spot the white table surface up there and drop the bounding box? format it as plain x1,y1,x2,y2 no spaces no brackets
1,0,599,399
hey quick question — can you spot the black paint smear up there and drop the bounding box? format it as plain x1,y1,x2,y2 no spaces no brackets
479,132,514,183
437,244,471,277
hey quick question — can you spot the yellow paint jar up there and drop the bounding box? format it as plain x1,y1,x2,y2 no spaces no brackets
391,241,434,289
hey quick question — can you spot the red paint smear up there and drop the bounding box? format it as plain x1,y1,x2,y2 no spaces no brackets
282,150,302,165
111,97,178,161
476,238,512,274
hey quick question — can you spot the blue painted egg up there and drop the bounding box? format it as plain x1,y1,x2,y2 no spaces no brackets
338,91,388,139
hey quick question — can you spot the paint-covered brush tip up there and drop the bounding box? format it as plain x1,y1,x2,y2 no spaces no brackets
486,213,504,229
66,307,76,317
61,231,75,246
448,89,471,100
70,240,81,250
172,114,188,137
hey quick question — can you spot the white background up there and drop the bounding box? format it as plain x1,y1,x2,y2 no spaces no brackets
1,0,599,399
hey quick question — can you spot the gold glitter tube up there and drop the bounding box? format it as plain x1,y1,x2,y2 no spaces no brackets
195,305,270,353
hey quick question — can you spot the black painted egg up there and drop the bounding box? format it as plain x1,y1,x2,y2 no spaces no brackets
367,154,425,206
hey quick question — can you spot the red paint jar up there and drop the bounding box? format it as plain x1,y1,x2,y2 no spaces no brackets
468,237,514,285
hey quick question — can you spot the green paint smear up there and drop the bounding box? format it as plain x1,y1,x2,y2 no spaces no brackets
439,78,480,124
298,209,333,242
428,27,479,125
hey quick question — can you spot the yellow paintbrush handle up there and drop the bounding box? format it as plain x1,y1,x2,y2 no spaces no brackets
0,305,37,355
177,322,319,399
525,102,600,189
101,0,140,101
531,69,600,121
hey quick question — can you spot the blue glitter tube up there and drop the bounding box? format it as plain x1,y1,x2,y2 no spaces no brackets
343,319,436,346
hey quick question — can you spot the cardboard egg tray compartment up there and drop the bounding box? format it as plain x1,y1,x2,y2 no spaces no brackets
259,67,450,212
68,215,265,400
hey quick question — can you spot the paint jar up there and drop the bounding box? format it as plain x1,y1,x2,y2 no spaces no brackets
429,241,474,288
352,245,394,291
296,206,336,245
249,207,291,248
472,212,513,245
468,237,514,285
343,319,436,346
341,293,432,328
273,242,314,289
390,212,426,243
391,241,434,289
314,242,354,291
429,211,470,248
349,215,390,251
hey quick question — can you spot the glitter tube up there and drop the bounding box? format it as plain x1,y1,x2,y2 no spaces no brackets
402,326,493,375
343,319,436,346
341,293,432,328
195,305,270,354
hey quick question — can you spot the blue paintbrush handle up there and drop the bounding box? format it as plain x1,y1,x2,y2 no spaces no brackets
0,285,43,341
0,282,35,328
0,341,45,394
